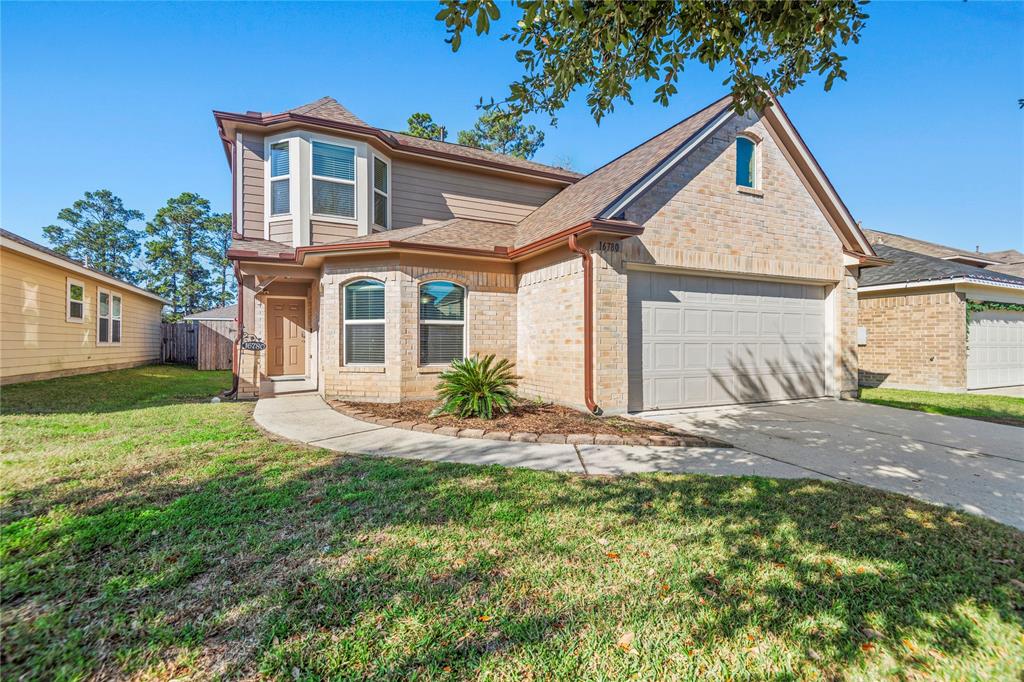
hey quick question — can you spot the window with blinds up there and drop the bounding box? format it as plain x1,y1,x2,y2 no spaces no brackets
344,279,385,364
270,142,290,215
313,142,356,219
419,281,465,365
373,156,389,228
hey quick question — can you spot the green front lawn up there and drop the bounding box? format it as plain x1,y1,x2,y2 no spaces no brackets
860,387,1024,427
2,367,1023,680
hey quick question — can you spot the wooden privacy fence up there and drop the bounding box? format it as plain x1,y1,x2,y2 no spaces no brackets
161,321,197,365
161,320,235,370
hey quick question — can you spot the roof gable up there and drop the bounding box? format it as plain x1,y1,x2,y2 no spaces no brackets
287,96,369,127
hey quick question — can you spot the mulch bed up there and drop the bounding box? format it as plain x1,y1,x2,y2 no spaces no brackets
330,399,729,447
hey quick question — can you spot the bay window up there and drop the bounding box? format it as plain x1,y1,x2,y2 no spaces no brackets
373,155,389,228
270,141,290,215
419,281,465,365
312,141,356,219
344,279,385,364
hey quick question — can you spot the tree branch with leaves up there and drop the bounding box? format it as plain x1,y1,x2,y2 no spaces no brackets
436,0,870,122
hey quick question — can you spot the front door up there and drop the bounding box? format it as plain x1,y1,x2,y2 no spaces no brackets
267,298,306,376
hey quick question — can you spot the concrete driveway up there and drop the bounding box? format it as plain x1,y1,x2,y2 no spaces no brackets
638,400,1024,530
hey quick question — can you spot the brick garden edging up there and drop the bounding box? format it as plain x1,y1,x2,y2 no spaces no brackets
331,403,730,448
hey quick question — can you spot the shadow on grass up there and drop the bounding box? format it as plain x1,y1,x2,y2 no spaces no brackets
0,365,231,416
3,445,1023,679
859,391,1024,428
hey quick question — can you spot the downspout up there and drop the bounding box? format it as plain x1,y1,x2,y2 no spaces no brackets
224,260,243,398
567,233,602,415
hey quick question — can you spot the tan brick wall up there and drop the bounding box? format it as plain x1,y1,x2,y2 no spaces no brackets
858,289,967,391
585,110,855,412
319,257,517,403
516,251,586,408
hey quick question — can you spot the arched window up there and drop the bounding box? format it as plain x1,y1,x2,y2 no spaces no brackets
343,279,385,364
736,136,757,189
419,281,465,365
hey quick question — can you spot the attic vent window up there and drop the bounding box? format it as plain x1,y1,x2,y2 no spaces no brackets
736,136,758,189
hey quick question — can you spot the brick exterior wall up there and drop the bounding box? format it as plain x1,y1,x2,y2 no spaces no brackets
858,289,967,391
590,110,856,412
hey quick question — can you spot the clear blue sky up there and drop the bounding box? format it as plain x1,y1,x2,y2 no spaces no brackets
2,1,1021,252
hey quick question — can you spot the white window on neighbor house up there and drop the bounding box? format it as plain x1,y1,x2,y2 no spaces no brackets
736,135,759,189
97,289,122,345
372,155,390,229
419,281,465,366
343,279,385,364
66,278,85,323
312,141,356,219
269,141,291,216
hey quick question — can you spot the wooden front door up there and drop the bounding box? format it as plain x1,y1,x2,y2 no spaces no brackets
267,299,306,376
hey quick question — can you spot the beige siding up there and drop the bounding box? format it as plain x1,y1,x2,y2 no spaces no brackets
390,158,561,228
311,220,357,245
269,220,292,245
1,250,163,385
241,133,265,239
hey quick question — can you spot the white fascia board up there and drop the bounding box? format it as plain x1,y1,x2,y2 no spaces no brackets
940,254,1002,266
599,107,736,219
859,277,1024,294
1,235,170,304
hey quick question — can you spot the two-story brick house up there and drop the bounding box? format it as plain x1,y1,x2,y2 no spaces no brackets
216,95,881,413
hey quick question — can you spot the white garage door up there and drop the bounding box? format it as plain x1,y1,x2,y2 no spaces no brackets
967,310,1024,389
627,271,829,411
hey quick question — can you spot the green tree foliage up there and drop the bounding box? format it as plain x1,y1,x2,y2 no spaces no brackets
436,0,870,122
42,190,144,283
144,193,225,320
456,110,544,159
405,112,448,141
207,213,235,308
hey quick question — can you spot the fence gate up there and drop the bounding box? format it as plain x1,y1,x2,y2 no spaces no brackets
161,321,198,365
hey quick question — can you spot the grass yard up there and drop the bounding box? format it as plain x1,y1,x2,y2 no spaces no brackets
860,387,1024,427
2,367,1023,680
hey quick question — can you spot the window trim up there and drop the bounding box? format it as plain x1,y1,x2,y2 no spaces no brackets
311,139,358,222
372,154,391,230
66,277,85,323
268,140,292,217
342,278,386,366
96,288,122,346
735,133,760,190
418,280,468,367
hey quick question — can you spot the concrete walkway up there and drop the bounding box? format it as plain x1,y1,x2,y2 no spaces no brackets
641,400,1024,529
252,393,802,478
253,393,1024,529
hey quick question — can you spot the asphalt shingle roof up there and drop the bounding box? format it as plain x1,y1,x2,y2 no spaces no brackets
859,244,1024,288
184,304,237,321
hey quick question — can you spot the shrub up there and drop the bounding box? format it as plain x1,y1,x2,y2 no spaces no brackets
431,354,519,420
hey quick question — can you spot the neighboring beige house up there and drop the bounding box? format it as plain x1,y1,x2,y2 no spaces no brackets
0,229,167,385
858,239,1024,392
216,95,883,413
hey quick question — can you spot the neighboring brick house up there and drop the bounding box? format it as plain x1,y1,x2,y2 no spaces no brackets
858,243,1024,392
216,95,882,413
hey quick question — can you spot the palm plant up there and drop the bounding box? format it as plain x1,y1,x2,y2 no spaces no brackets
431,354,519,419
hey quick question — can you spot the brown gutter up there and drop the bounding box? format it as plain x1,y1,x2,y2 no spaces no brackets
212,110,580,184
224,260,243,399
507,219,642,260
567,232,601,415
844,250,892,268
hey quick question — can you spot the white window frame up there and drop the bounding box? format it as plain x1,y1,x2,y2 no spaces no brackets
372,154,391,230
418,281,467,367
66,277,85,323
311,139,358,223
268,140,292,217
96,288,122,346
735,133,761,190
342,279,385,366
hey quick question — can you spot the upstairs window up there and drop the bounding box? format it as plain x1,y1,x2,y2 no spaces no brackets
419,281,465,365
373,156,389,228
270,141,290,215
67,278,84,323
736,136,758,189
97,290,122,344
344,279,385,364
312,141,356,219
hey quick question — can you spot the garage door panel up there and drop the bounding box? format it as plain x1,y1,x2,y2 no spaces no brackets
629,272,829,410
967,310,1024,390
